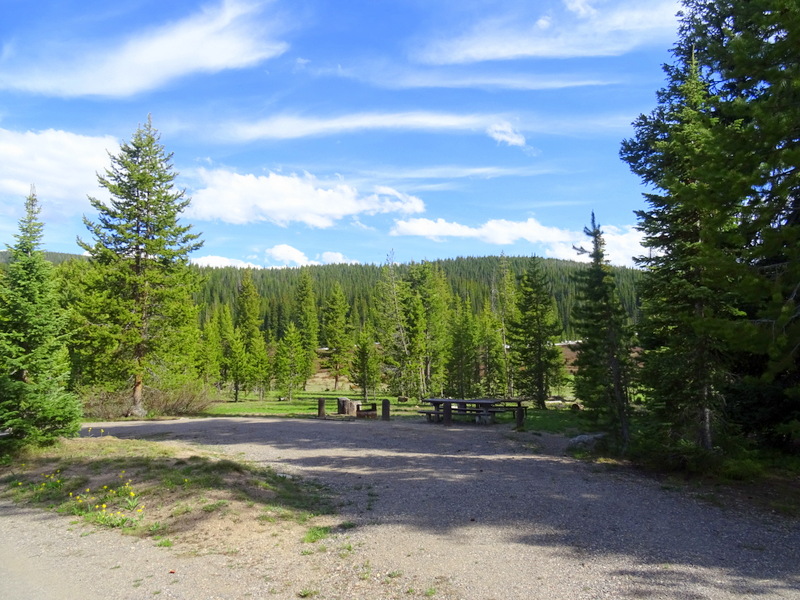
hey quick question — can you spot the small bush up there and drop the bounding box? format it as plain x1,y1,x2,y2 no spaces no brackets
80,382,215,419
720,458,764,481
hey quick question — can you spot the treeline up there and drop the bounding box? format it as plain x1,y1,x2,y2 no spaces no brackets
193,256,641,342
3,2,798,471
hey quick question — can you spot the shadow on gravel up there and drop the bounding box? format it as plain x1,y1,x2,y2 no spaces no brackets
81,417,800,598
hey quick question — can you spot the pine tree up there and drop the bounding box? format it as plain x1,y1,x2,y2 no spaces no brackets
0,190,82,448
274,323,306,401
678,0,800,446
494,254,519,397
293,269,319,387
374,257,416,397
572,213,635,451
197,306,223,388
351,325,381,402
322,282,352,391
408,262,451,398
235,271,268,397
447,297,480,398
77,117,203,416
621,49,744,452
476,301,507,397
509,258,564,409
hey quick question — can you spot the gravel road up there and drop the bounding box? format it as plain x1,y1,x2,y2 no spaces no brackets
1,416,798,600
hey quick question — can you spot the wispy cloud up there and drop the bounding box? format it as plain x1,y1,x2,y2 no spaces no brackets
217,111,536,147
415,0,679,64
390,216,643,266
222,111,491,141
0,0,287,97
325,63,614,91
262,245,359,268
187,168,425,226
191,255,262,269
0,128,117,216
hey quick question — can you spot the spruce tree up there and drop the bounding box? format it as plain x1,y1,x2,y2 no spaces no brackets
274,323,306,401
293,269,319,387
678,0,800,446
351,325,381,401
494,254,519,397
0,190,81,448
621,47,745,452
572,213,635,451
509,258,564,410
322,282,352,391
77,117,203,416
235,271,268,397
447,297,480,398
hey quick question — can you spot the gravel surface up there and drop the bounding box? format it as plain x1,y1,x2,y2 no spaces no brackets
2,416,799,600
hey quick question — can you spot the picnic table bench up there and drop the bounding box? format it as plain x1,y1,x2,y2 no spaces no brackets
419,398,526,425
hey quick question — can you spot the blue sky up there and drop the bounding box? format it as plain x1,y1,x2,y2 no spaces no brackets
1,0,679,268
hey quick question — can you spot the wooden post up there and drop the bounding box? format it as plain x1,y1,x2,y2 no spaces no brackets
381,399,390,421
515,405,524,430
317,398,326,418
443,401,452,426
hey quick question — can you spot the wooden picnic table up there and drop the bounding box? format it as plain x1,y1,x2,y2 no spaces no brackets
419,398,526,426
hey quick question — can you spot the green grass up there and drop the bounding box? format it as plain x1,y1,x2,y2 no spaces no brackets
201,390,421,419
0,436,335,548
302,525,332,543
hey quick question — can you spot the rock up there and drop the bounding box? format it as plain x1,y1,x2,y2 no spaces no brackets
566,433,607,453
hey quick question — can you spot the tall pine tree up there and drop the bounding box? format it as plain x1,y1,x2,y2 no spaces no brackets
77,117,203,416
509,258,564,410
572,213,635,451
0,190,81,448
321,282,351,391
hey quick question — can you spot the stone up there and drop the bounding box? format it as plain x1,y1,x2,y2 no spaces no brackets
566,433,607,453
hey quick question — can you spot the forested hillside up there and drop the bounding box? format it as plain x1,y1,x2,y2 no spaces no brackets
195,256,641,341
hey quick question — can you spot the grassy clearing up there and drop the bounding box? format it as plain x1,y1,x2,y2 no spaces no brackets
202,390,434,419
0,435,339,553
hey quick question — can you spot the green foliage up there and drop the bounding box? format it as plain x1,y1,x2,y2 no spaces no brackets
509,258,565,409
446,297,480,398
350,325,381,401
321,282,352,391
571,214,635,452
621,1,800,457
74,117,203,417
293,269,319,385
274,323,306,401
0,190,81,449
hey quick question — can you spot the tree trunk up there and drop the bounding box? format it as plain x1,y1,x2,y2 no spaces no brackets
130,373,146,418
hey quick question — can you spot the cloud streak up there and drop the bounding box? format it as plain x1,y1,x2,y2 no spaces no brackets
391,216,643,266
219,110,543,152
0,0,287,97
415,0,679,64
188,168,425,226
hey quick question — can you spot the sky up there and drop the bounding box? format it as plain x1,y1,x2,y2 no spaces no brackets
0,0,681,268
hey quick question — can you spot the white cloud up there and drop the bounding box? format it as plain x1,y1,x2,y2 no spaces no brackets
320,251,359,265
415,0,679,64
191,255,262,269
265,244,319,267
564,0,597,17
324,62,613,90
390,217,643,266
0,0,287,97
486,122,526,147
216,109,632,145
223,111,491,141
261,245,359,267
187,168,425,226
0,128,117,216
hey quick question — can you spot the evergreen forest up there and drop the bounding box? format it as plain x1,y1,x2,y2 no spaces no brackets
1,1,798,474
